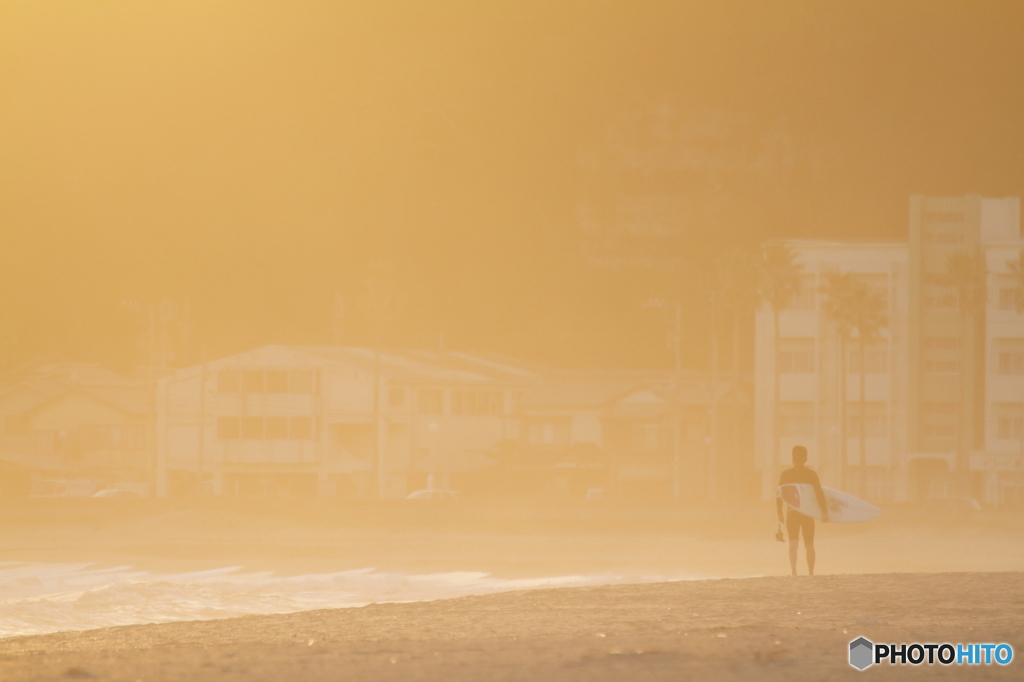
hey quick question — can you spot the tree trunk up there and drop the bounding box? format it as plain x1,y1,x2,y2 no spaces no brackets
858,335,867,498
838,334,848,492
958,311,971,497
732,310,741,386
772,306,781,476
373,345,383,499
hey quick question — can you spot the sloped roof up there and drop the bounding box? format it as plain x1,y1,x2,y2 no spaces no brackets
0,358,152,416
287,346,542,385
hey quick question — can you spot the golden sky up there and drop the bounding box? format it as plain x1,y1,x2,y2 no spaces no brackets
1,1,1022,370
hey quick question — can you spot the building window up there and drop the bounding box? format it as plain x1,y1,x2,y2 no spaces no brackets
451,390,503,415
924,337,960,351
998,416,1024,440
218,370,240,393
849,348,888,374
218,369,317,393
527,421,569,445
417,389,444,415
921,423,957,438
923,360,960,374
265,416,289,439
265,370,289,393
923,231,965,246
998,288,1020,311
241,370,264,393
779,402,815,437
923,292,959,310
217,416,240,439
241,416,264,439
997,352,1024,375
218,415,314,440
290,416,313,439
780,416,815,437
921,403,958,439
388,387,406,408
847,403,888,438
923,212,964,225
778,350,814,373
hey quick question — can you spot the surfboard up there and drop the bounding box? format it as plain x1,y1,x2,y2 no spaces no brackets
777,483,882,523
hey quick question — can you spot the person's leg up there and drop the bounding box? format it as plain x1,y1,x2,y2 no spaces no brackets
804,518,817,575
786,513,800,576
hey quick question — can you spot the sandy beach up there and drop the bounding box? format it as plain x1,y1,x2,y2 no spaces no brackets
2,500,1023,680
0,572,1021,681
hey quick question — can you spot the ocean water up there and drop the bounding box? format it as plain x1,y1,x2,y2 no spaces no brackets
0,562,673,639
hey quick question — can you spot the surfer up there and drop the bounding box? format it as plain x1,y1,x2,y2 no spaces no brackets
776,445,829,576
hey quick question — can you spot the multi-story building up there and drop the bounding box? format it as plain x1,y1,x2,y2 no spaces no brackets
156,346,538,498
755,195,1024,505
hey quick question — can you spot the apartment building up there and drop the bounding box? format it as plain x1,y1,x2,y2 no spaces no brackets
756,195,1024,505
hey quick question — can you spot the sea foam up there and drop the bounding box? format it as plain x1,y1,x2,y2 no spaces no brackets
0,562,669,638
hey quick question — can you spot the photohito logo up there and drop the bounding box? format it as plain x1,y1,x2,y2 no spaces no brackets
849,637,1013,670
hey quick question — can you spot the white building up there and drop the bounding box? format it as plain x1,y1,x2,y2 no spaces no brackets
156,346,538,498
756,195,1024,505
755,241,909,501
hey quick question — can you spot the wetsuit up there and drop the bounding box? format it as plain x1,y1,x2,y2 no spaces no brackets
778,465,827,542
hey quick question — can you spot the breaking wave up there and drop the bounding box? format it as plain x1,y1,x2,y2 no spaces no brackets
0,562,673,639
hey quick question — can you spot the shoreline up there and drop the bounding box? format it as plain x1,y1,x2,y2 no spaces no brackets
2,572,1021,681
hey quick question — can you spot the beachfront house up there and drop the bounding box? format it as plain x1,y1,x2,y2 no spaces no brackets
510,371,754,501
155,346,539,498
0,356,154,494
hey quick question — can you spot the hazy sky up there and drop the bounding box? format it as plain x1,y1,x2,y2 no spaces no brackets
1,1,1022,371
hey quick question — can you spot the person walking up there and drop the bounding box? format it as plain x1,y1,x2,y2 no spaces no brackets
776,445,829,576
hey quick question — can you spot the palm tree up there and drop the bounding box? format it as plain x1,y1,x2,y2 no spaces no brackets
716,247,762,384
757,242,803,477
712,247,761,502
821,272,888,496
943,251,987,495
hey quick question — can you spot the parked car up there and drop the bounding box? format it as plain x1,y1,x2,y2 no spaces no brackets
921,497,982,514
92,489,143,499
406,489,460,501
29,479,97,498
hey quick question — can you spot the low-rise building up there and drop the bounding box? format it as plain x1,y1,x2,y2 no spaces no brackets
512,371,754,501
156,346,539,497
0,356,154,493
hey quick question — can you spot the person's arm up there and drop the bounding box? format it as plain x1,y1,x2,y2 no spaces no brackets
812,473,830,523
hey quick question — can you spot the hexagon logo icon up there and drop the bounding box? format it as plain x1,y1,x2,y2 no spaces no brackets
849,637,874,670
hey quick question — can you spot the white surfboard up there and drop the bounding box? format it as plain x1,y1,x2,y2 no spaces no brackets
778,483,882,523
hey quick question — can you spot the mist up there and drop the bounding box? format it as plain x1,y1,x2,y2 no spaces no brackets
1,3,1024,681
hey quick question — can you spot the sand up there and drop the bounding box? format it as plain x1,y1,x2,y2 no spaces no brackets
2,500,1023,680
1,572,1022,681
